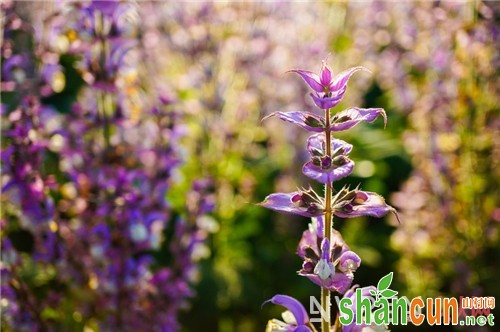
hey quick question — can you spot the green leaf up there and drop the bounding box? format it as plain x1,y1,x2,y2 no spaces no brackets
380,289,398,298
377,272,393,291
369,290,377,297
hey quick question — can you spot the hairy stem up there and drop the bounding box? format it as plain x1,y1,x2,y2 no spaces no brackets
321,108,333,332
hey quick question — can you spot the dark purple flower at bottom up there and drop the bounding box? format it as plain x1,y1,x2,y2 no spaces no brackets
298,223,360,294
263,294,312,332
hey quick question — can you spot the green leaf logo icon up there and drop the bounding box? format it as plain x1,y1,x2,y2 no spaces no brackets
375,272,398,299
380,289,398,298
377,272,393,291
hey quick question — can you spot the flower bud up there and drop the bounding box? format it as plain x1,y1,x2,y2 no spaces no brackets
332,155,349,166
321,156,332,169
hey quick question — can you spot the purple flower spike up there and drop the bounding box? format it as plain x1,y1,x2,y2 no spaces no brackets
334,191,400,223
330,107,387,131
258,189,325,218
290,59,369,109
263,294,311,332
302,133,354,184
263,111,326,132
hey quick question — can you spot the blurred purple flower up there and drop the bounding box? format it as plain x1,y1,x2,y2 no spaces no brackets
83,38,137,91
89,0,121,16
40,63,65,95
302,133,354,184
263,294,312,332
82,0,136,37
2,54,28,82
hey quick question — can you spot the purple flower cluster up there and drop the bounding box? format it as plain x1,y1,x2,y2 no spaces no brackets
260,59,397,331
1,1,213,331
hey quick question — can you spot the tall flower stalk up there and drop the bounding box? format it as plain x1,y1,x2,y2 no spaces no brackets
322,105,333,331
260,59,398,331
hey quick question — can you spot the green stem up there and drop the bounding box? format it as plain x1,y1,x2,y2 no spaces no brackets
321,108,333,332
96,90,112,148
324,108,332,241
332,314,341,332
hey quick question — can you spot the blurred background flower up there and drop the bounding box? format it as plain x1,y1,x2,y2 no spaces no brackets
1,1,498,331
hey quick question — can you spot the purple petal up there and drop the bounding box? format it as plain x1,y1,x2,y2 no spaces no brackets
263,294,309,326
307,134,353,156
297,216,324,259
330,108,387,131
320,60,333,87
343,285,377,301
299,270,354,294
302,159,354,184
297,232,317,260
314,238,335,280
320,238,330,260
330,229,349,254
329,66,369,92
310,92,344,109
313,216,324,237
89,0,121,16
288,69,324,93
328,272,355,294
263,111,325,132
107,38,137,72
258,192,324,217
303,135,354,183
2,55,27,81
337,251,361,274
332,139,353,155
333,191,398,220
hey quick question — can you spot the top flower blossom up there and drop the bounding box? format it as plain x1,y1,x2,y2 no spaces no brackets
289,59,368,109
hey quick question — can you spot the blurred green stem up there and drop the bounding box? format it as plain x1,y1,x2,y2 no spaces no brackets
97,90,112,148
